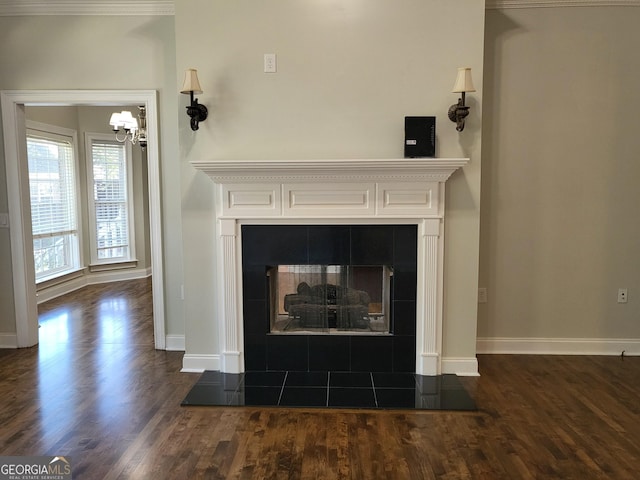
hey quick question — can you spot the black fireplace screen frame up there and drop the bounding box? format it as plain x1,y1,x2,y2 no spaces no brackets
269,264,393,334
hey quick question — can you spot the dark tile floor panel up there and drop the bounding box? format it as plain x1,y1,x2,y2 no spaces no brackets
182,371,476,411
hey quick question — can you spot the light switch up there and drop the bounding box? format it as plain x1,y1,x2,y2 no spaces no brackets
0,213,8,228
264,53,277,73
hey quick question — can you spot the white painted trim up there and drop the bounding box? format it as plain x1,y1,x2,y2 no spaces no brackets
0,1,174,16
35,267,151,304
0,334,18,349
487,0,640,8
0,1,636,16
181,354,220,373
441,357,480,376
477,337,640,355
220,351,243,373
165,334,185,351
1,90,166,350
142,93,166,351
36,275,86,305
179,353,480,376
1,93,38,347
97,266,149,281
192,158,469,185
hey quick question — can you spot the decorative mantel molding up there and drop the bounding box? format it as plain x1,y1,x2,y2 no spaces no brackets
191,158,469,184
192,157,470,376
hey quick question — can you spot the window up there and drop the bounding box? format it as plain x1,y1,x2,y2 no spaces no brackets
86,134,136,264
26,123,81,282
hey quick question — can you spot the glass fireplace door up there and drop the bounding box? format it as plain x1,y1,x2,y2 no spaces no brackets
269,265,391,335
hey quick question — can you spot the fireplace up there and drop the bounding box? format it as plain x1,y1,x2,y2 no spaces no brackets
242,224,417,372
191,157,468,375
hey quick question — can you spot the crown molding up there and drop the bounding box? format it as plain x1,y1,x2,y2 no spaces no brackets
0,1,174,16
1,0,636,15
487,0,640,8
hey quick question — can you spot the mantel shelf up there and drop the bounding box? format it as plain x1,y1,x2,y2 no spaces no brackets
191,158,469,183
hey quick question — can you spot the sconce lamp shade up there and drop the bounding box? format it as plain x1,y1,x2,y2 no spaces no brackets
451,67,476,93
181,68,203,94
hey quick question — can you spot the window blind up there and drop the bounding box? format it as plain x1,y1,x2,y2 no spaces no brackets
90,141,130,260
27,132,79,280
28,136,76,236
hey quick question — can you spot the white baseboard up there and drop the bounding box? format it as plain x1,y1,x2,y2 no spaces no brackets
181,354,220,373
0,333,18,349
165,334,185,351
36,267,151,304
36,275,87,305
179,353,480,376
86,266,151,285
441,357,480,376
477,337,640,356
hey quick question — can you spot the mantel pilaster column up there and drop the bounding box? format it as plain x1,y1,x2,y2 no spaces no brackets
417,218,442,375
218,218,242,373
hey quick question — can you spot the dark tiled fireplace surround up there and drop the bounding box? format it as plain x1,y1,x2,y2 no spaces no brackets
242,224,417,373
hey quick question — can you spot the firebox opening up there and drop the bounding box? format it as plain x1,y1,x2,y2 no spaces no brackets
268,265,392,335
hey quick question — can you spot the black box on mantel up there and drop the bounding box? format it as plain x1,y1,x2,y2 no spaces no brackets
404,116,436,158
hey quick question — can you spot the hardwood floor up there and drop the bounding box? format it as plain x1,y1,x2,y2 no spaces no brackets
1,278,639,479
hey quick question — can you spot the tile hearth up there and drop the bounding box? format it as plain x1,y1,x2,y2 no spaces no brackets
182,370,476,410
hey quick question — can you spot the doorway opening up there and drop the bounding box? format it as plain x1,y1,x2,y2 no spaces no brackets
1,90,165,349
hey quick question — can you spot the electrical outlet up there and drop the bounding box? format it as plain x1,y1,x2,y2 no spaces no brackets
617,288,628,303
478,287,488,304
264,53,276,73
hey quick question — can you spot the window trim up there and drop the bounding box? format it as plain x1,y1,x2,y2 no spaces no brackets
26,120,83,284
85,132,137,266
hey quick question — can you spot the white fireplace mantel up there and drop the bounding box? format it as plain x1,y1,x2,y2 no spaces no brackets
191,158,469,375
191,157,468,184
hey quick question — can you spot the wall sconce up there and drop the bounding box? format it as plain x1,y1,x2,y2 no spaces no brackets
109,106,147,150
180,68,208,131
448,67,476,132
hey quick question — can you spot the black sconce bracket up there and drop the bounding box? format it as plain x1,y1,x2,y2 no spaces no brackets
448,93,470,132
186,91,208,131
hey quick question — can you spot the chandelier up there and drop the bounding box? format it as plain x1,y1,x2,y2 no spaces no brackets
109,106,147,150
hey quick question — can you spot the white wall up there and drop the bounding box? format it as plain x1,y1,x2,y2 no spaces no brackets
479,6,640,350
2,2,637,362
175,0,486,368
